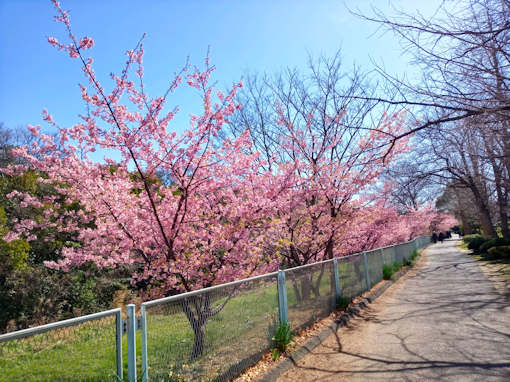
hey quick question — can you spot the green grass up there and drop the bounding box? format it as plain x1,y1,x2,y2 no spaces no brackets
411,250,419,261
0,256,394,381
457,241,469,250
0,283,280,382
338,259,367,298
0,315,128,381
285,266,336,331
145,281,280,380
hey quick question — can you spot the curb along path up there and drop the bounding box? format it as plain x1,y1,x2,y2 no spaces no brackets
276,239,510,381
256,258,414,382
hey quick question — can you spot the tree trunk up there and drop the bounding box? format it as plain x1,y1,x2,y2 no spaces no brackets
291,279,302,303
180,292,232,361
468,181,497,238
181,297,209,361
461,212,474,235
482,132,509,238
300,276,312,301
191,321,206,361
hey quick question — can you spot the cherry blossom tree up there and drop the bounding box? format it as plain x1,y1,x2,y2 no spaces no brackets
4,0,286,359
2,0,458,360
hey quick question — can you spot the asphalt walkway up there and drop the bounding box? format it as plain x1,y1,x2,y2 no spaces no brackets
278,239,510,381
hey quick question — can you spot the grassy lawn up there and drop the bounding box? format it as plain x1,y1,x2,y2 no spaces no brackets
145,279,280,381
0,315,123,381
0,272,334,381
0,249,420,382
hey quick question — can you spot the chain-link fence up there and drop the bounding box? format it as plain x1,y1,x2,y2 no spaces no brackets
0,236,430,382
0,308,123,382
365,249,385,287
140,272,280,382
284,261,336,332
138,236,429,382
337,253,367,300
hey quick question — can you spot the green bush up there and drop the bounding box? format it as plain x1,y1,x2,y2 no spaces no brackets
336,296,351,310
382,264,394,280
462,234,484,244
392,262,401,273
479,237,510,253
403,258,412,266
0,265,127,333
467,236,489,251
487,245,510,260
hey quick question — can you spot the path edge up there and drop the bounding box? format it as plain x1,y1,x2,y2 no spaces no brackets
256,253,424,382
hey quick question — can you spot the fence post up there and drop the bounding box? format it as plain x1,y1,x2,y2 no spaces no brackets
391,245,397,264
277,270,289,324
127,304,137,382
333,259,341,302
380,248,385,264
362,252,371,291
141,305,148,382
115,309,123,382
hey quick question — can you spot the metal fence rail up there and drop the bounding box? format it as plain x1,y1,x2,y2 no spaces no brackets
0,236,430,382
284,260,336,332
137,235,429,382
0,308,122,382
141,272,280,382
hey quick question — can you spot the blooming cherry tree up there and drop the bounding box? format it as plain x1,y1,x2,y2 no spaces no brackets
3,0,458,361
5,0,283,358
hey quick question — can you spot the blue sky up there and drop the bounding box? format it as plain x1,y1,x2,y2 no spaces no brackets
0,0,442,135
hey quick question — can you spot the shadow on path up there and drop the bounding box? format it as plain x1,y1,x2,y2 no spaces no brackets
278,239,510,381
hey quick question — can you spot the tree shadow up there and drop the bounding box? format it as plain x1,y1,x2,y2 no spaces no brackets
283,240,510,381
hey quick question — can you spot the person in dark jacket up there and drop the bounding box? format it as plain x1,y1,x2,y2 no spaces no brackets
438,232,445,242
432,232,438,243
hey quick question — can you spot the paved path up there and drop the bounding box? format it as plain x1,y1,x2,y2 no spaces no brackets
278,239,510,381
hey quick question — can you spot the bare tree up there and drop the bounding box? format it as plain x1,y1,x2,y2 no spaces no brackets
436,184,481,234
352,0,510,150
416,121,501,237
382,153,440,212
225,52,390,263
348,0,510,237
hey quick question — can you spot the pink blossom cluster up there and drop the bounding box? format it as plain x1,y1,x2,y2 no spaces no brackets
3,1,457,298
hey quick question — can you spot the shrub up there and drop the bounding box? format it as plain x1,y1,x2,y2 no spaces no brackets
336,296,351,310
479,237,510,254
403,258,412,266
462,234,484,244
392,262,401,273
0,265,127,333
411,250,419,260
382,264,394,280
487,245,510,260
467,236,489,251
271,321,293,360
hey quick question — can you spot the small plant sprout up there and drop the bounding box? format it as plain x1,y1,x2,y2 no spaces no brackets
271,321,293,361
336,296,351,310
382,264,394,280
